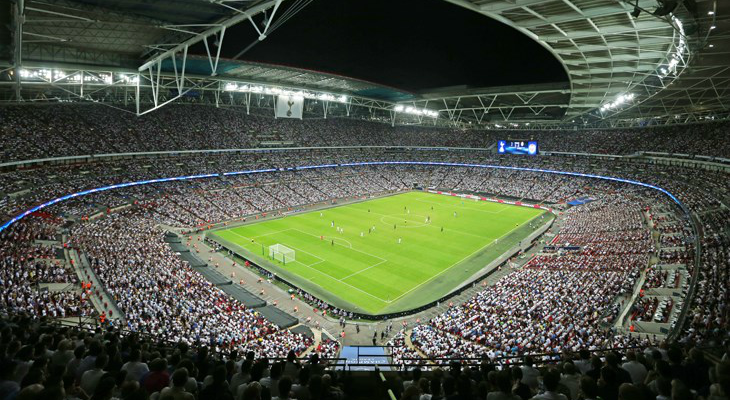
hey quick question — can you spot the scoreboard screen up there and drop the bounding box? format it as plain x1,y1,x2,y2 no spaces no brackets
497,140,539,155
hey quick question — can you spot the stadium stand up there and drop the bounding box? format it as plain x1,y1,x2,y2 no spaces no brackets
2,105,730,161
0,108,728,400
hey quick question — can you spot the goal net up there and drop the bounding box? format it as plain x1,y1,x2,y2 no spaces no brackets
269,244,295,264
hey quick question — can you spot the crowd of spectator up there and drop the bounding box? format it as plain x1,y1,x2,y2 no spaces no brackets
0,214,91,319
1,104,729,163
388,345,730,400
0,110,728,395
68,209,314,359
0,314,345,400
388,193,654,364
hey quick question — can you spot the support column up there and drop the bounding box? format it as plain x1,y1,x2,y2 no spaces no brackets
13,0,25,102
135,73,140,115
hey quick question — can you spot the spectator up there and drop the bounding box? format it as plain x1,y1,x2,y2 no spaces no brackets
159,368,194,400
121,349,148,383
531,369,567,400
487,370,521,400
621,351,648,386
141,359,169,395
80,354,108,395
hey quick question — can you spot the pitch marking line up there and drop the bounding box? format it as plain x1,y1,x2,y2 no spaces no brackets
293,259,390,303
411,197,510,214
377,214,429,228
251,228,296,239
332,237,354,248
345,206,430,229
226,230,325,268
339,259,388,281
346,202,492,240
386,213,543,304
277,244,325,266
291,229,387,263
226,228,389,303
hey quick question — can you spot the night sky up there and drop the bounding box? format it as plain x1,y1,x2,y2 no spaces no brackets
201,0,568,92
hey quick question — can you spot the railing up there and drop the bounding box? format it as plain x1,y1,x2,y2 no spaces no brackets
0,145,492,170
668,211,703,341
29,314,727,374
2,144,728,173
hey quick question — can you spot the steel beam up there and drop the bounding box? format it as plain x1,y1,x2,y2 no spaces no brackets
138,0,282,72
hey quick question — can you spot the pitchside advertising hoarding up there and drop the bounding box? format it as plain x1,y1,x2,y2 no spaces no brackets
497,140,539,155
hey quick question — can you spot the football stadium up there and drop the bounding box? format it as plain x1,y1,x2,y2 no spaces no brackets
0,0,728,399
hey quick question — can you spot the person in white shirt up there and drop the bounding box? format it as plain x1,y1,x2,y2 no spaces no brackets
521,356,541,391
230,360,252,393
121,349,149,383
530,370,568,400
403,368,422,391
159,368,195,400
621,351,648,385
486,370,521,400
559,363,580,400
259,363,282,398
574,350,593,375
51,340,75,369
80,354,108,395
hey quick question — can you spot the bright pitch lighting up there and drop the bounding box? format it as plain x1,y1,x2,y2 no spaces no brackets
210,191,548,314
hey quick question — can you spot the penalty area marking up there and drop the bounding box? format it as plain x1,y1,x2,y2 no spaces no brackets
224,228,391,303
225,230,325,268
291,228,387,264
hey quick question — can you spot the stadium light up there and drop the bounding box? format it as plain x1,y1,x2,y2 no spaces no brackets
317,93,335,101
600,93,636,112
392,104,439,118
657,16,687,80
222,82,348,103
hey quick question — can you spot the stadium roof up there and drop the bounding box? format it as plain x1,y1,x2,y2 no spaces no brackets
1,0,727,128
163,58,419,102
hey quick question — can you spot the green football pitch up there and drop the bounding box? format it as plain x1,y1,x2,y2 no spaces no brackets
209,191,549,315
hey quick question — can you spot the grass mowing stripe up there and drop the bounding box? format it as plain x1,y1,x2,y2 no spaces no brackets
386,211,544,304
224,228,390,302
210,191,549,314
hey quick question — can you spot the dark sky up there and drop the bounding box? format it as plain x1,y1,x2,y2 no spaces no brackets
204,0,567,92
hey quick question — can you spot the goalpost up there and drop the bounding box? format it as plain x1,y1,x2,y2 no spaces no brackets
269,244,295,264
